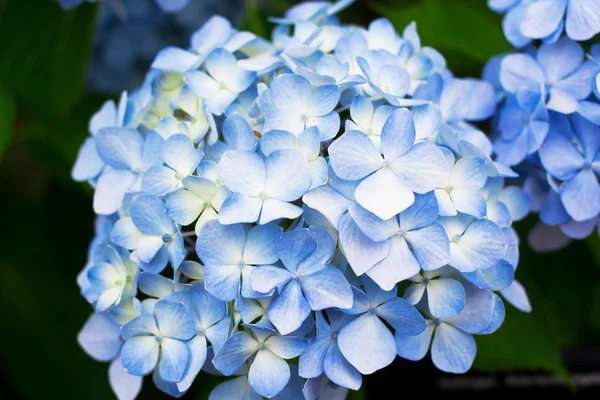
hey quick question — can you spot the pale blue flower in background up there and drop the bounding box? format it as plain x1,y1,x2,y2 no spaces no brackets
493,88,550,166
538,113,600,221
196,220,283,301
489,0,600,45
217,149,312,225
500,38,596,116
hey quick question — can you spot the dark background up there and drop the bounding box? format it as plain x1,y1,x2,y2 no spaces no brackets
0,0,599,398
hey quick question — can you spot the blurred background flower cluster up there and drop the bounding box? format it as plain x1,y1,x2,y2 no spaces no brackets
0,0,599,398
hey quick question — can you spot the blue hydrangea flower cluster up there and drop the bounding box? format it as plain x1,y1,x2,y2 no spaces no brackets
487,0,600,250
74,1,533,398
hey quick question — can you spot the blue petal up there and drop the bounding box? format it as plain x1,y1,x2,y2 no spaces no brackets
355,167,414,220
264,335,308,359
218,193,263,224
377,297,426,335
209,376,260,400
130,196,172,236
337,213,390,276
347,203,398,243
445,282,495,334
561,168,600,221
109,358,143,400
248,350,290,398
243,224,283,265
366,236,420,291
72,137,104,182
251,265,292,294
152,46,200,73
277,229,317,272
95,127,144,170
298,338,329,378
204,264,242,302
337,313,396,374
462,260,515,291
380,108,415,161
566,0,600,41
395,320,434,361
328,130,382,181
217,150,266,196
212,331,259,376
323,343,362,390
138,273,174,298
264,150,312,201
425,279,465,318
77,313,122,362
405,223,451,271
189,284,228,329
93,169,136,215
399,192,440,231
121,336,160,376
196,220,245,265
500,280,532,313
267,281,312,335
177,335,207,392
223,114,259,152
121,314,159,340
301,265,353,310
521,0,566,39
154,300,195,340
159,338,190,382
479,294,506,334
431,322,476,373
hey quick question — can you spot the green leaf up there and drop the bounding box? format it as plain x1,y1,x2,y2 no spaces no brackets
0,0,97,118
376,0,511,75
241,0,271,39
0,86,16,160
0,179,111,400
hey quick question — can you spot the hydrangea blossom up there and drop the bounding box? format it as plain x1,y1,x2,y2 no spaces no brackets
73,2,532,398
489,0,600,46
486,1,600,248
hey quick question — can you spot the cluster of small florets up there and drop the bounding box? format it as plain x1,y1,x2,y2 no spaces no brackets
74,1,532,399
486,0,600,250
